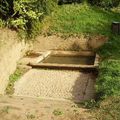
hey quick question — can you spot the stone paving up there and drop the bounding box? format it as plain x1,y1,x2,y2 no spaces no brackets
14,69,96,102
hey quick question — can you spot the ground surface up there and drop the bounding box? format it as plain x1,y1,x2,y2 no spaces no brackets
14,69,96,102
0,96,95,120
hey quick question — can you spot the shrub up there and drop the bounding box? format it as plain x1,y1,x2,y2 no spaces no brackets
0,0,57,38
88,0,120,9
96,60,120,100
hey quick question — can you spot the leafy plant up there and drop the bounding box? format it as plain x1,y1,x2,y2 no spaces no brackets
6,67,27,95
0,0,57,38
26,113,35,119
83,99,98,109
0,19,5,27
53,109,63,116
93,96,120,120
96,60,120,100
1,106,10,114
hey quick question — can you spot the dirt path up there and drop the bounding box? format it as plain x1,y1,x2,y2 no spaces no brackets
14,69,96,102
0,96,95,120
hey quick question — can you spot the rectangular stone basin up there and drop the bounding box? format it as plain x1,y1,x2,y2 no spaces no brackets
29,51,99,69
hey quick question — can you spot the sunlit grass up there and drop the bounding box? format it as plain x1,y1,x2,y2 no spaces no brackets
43,4,120,36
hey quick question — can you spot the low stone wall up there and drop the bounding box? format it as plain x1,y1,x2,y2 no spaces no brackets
0,29,29,94
33,35,108,52
33,35,90,51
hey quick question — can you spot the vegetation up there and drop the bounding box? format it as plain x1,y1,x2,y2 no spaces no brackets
0,0,57,38
6,67,27,95
0,106,10,114
0,19,5,28
42,3,120,119
26,113,36,119
88,0,120,9
93,96,120,120
42,4,120,36
96,60,120,100
43,3,120,58
53,109,63,116
98,35,120,58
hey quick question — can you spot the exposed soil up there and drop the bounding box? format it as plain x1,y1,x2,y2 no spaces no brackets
0,96,95,120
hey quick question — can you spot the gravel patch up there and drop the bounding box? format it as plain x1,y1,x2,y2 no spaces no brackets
14,69,96,102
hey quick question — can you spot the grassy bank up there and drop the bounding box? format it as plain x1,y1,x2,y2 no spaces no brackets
42,4,120,58
6,67,28,95
42,4,120,119
43,4,120,36
93,96,120,120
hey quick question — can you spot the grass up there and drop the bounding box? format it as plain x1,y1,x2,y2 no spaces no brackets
43,4,120,119
96,60,120,100
43,4,120,36
43,3,120,58
6,67,27,95
93,96,120,120
98,35,120,58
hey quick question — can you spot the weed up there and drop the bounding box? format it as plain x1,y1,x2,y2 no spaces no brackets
0,19,5,28
93,96,120,120
82,99,99,109
26,113,35,119
53,109,63,116
73,109,78,113
6,67,27,95
1,106,10,114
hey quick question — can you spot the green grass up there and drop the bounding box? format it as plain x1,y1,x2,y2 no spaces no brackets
98,35,120,58
43,4,120,58
96,60,120,100
43,4,120,36
6,68,27,95
45,4,120,118
0,19,5,28
93,96,120,120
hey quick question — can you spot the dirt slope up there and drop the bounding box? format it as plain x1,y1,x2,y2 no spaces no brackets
0,96,95,120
